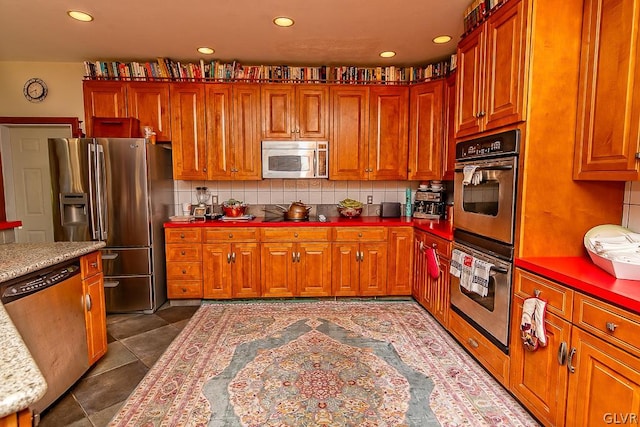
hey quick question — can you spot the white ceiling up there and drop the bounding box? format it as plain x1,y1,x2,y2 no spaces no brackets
0,0,468,66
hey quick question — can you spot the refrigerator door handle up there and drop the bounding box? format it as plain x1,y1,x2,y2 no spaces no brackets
96,144,108,241
87,144,99,240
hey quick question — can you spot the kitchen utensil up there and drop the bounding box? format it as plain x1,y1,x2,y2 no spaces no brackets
282,201,312,220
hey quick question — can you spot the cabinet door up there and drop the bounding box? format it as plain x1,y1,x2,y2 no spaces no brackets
412,231,427,305
330,86,369,180
387,227,414,295
442,73,457,181
261,84,295,140
170,83,207,180
232,84,262,180
483,0,528,132
408,81,444,180
127,82,171,141
433,255,451,327
510,295,571,427
566,328,640,426
83,272,107,365
205,84,234,179
359,241,388,296
455,27,485,138
332,242,360,296
297,241,332,297
369,86,409,180
574,0,640,180
297,85,329,140
261,242,296,297
202,243,233,299
82,81,127,138
232,242,261,298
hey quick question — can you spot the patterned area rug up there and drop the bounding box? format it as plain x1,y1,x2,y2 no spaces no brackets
109,301,538,426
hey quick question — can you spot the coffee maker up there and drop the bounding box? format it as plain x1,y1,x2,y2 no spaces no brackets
413,189,445,219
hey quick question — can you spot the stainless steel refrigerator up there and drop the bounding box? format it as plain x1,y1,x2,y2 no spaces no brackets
48,138,173,313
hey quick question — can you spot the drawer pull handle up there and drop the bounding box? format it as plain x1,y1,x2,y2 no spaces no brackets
358,232,363,237
231,252,236,263
419,241,425,252
534,289,541,298
568,347,577,374
182,269,187,274
294,233,299,238
104,280,119,288
296,252,301,263
227,253,232,264
467,338,479,349
432,243,437,249
182,287,187,293
181,250,186,256
85,294,92,311
180,233,185,238
90,262,98,268
557,341,568,366
229,233,233,239
292,252,296,263
606,322,618,332
102,253,119,260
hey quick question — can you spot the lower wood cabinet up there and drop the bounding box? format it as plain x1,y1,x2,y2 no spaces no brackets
165,228,203,298
0,409,32,427
511,268,640,426
80,251,107,365
387,227,413,295
203,242,260,298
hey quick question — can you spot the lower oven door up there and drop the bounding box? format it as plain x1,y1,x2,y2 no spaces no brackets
450,241,512,352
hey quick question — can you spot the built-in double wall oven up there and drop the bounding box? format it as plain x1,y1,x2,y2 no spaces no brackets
451,129,520,354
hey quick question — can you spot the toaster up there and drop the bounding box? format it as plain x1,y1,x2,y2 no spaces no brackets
379,202,401,218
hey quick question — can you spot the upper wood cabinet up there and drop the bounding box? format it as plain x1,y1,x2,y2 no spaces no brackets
127,82,171,141
330,86,370,179
442,72,457,181
261,84,329,140
573,0,640,180
83,81,127,137
170,83,207,180
408,80,444,181
369,86,409,180
455,0,528,138
231,84,262,180
205,84,233,179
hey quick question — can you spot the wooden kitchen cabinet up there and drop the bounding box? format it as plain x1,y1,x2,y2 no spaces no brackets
165,228,203,298
573,0,640,180
82,81,127,138
230,84,262,180
387,227,413,295
202,228,260,298
408,80,444,181
261,227,332,297
169,83,207,180
329,86,369,180
332,227,388,296
261,84,329,140
442,72,457,180
80,251,107,365
0,409,32,427
455,0,528,138
127,82,171,141
368,86,409,180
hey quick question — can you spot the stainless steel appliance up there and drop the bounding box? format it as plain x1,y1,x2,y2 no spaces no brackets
48,138,174,313
262,140,329,178
1,260,89,417
413,190,445,219
450,129,520,353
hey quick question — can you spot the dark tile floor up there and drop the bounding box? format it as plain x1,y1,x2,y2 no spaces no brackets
38,303,200,427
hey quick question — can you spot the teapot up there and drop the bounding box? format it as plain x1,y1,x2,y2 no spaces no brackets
276,201,312,220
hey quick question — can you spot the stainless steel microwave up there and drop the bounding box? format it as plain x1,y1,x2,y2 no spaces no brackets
261,141,329,179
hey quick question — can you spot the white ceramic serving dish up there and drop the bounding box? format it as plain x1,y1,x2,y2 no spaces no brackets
584,224,640,280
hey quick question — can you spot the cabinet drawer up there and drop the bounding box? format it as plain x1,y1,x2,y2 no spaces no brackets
514,269,573,319
166,262,202,280
261,227,331,241
81,251,102,279
204,228,258,242
333,227,387,242
167,280,203,299
166,244,202,261
165,228,202,243
573,293,640,357
448,310,510,387
419,232,451,258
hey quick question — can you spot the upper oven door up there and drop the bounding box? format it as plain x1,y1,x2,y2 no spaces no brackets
453,156,517,245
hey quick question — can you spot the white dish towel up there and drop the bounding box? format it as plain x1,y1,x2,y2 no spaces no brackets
470,258,493,298
462,165,478,185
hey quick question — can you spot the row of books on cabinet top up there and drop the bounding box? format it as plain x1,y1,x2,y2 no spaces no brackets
463,0,507,33
83,56,456,84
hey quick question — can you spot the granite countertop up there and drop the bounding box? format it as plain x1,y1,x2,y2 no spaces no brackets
0,241,105,417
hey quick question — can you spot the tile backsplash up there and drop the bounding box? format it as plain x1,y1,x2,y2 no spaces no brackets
623,182,640,231
173,179,420,216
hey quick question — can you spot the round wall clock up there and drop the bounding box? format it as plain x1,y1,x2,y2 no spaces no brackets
23,78,48,102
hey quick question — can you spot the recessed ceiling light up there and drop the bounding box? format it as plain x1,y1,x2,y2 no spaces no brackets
273,16,294,27
432,35,452,44
67,10,94,22
197,47,215,55
379,51,396,58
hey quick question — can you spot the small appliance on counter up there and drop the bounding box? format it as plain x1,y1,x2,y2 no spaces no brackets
413,188,445,219
192,186,212,219
380,202,401,218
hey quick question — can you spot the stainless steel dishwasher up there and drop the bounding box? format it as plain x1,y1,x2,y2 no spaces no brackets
1,260,89,419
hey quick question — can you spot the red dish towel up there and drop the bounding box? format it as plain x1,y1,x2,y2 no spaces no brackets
520,297,548,351
426,247,440,279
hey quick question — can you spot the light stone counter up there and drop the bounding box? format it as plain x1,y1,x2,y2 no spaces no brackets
0,241,105,417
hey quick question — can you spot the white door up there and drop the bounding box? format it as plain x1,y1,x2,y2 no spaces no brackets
1,126,71,242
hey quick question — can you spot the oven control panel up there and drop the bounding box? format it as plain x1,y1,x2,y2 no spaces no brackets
456,129,520,161
1,263,80,303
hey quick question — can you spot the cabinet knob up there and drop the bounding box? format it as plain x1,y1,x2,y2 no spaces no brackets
90,262,98,268
182,269,187,274
467,338,479,349
477,111,486,118
358,232,363,238
181,250,186,256
432,243,437,249
294,233,299,238
229,233,233,239
180,233,185,239
203,167,207,172
606,322,618,332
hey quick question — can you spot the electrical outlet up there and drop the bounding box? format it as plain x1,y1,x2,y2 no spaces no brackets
212,195,218,205
367,195,373,204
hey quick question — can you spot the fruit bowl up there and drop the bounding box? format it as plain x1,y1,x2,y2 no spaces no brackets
338,206,363,218
222,199,247,217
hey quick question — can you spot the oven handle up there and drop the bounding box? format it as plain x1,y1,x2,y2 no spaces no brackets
454,165,513,172
490,265,509,274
